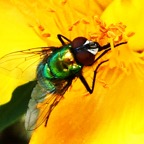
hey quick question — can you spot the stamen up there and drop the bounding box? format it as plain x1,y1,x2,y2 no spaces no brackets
42,33,51,38
38,25,45,32
68,20,80,31
68,18,90,32
109,38,115,51
61,0,67,5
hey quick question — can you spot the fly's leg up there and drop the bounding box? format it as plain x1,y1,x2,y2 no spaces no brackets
79,60,108,94
44,80,72,126
44,95,63,127
94,49,110,63
79,41,127,93
98,42,127,52
93,41,127,63
57,34,71,45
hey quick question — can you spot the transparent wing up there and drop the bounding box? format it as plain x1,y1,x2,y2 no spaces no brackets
25,82,56,130
25,79,73,131
0,47,56,80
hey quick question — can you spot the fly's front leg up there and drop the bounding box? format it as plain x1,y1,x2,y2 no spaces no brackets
79,60,108,94
79,40,127,93
93,41,127,64
57,34,71,45
94,49,110,63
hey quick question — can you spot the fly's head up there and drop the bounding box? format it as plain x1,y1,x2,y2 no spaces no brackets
71,37,100,66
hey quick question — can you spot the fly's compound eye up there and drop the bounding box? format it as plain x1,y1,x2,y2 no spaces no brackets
71,37,99,66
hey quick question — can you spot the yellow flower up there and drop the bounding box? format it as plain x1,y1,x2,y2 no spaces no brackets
0,0,46,104
0,0,144,144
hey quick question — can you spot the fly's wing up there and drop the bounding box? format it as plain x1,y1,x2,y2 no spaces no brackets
25,79,73,131
0,46,57,105
25,82,55,130
0,47,56,80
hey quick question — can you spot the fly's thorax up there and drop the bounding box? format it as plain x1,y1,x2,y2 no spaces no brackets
36,63,55,92
39,45,82,80
49,45,82,78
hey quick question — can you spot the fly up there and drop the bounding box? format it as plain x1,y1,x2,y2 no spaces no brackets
0,34,127,130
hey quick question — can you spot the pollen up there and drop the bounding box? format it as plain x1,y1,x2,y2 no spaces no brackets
41,33,51,38
38,25,45,32
89,16,130,46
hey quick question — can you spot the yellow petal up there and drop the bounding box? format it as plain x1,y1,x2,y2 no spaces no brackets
30,50,144,144
27,1,143,144
12,0,112,45
101,0,144,51
29,0,144,143
1,0,144,144
0,0,45,104
0,0,113,104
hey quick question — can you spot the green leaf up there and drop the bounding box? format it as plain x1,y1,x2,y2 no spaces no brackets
0,80,37,131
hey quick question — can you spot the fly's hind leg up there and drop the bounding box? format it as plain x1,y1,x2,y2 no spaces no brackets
44,95,63,127
44,80,72,127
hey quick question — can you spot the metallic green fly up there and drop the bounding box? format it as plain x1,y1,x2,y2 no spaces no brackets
0,34,127,130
